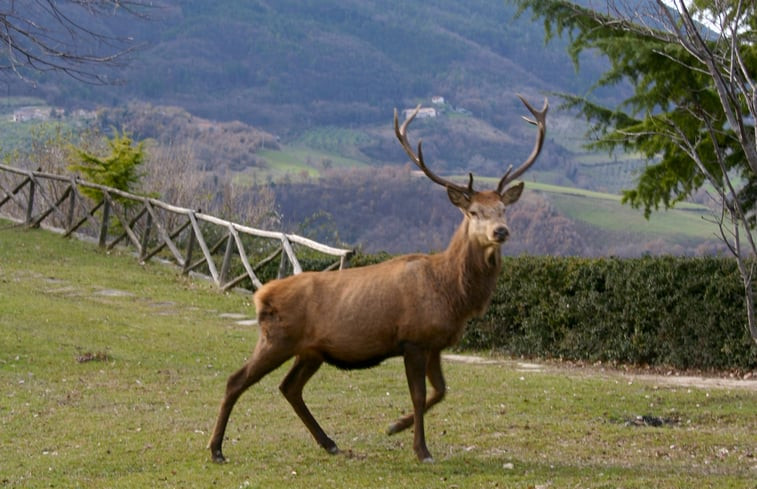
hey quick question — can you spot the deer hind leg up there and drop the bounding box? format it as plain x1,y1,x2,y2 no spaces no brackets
387,350,446,437
208,335,293,463
400,344,433,462
279,353,339,454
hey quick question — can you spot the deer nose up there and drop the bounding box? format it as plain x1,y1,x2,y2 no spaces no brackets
493,226,509,242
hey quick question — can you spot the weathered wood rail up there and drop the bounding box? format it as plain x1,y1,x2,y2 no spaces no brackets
0,163,353,290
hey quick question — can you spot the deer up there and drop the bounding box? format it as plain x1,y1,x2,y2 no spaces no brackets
208,96,548,463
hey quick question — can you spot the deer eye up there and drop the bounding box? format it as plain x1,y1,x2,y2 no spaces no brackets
469,210,478,218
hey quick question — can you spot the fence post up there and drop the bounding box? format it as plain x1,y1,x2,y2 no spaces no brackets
280,236,302,275
277,249,289,279
98,199,110,248
140,211,153,261
25,176,35,226
182,227,196,275
220,231,235,286
66,179,76,232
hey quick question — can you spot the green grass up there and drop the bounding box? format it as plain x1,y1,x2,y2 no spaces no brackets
1,222,756,488
238,144,369,185
293,126,375,156
252,145,369,181
546,192,716,239
469,177,716,242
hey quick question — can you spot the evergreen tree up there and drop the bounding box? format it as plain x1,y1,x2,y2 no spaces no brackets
69,129,146,202
507,0,757,344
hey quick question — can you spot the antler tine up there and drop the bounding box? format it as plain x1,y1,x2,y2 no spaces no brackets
394,105,471,194
497,96,549,194
394,105,423,166
499,164,514,185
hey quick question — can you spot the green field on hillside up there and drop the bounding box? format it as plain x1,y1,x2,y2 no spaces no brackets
469,177,718,244
1,223,755,488
252,146,369,182
548,192,715,237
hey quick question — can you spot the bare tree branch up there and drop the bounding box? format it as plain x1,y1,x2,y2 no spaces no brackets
663,0,757,173
0,0,154,85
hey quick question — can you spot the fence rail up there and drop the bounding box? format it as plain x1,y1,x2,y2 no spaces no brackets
0,163,353,291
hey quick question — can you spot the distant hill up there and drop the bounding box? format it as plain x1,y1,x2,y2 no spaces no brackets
5,1,636,181
6,1,612,153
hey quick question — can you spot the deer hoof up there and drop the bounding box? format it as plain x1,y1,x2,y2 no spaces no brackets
321,438,339,455
386,421,407,435
210,449,227,464
422,456,435,464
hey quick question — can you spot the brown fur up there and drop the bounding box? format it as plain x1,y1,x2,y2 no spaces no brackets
208,98,546,463
254,215,501,367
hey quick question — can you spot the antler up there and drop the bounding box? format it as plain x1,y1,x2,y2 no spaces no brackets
496,95,549,194
394,105,474,196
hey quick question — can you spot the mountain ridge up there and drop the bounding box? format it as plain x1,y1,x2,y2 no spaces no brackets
8,1,599,134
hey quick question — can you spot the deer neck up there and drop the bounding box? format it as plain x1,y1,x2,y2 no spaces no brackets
437,218,502,320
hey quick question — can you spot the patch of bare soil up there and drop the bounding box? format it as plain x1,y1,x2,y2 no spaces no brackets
443,354,757,391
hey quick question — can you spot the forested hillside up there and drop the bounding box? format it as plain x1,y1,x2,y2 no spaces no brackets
8,1,606,134
4,1,631,179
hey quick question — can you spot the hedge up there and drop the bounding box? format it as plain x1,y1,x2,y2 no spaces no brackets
462,256,757,371
351,253,757,371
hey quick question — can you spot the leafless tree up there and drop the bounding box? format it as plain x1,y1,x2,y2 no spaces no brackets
0,0,153,84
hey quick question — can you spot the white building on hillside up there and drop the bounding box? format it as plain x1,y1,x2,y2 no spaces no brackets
402,107,437,120
12,107,50,122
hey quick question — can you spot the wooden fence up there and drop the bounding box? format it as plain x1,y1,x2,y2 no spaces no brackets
0,163,353,291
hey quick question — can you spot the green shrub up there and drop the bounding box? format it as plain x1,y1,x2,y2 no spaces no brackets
69,129,145,202
460,256,756,371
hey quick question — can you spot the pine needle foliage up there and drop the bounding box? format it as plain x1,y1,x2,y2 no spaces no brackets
69,129,145,202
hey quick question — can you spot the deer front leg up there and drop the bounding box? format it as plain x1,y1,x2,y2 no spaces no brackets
387,351,445,436
402,344,433,462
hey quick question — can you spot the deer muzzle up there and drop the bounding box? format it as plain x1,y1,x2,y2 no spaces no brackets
492,226,509,243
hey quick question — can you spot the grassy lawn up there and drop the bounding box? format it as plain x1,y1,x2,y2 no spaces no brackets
1,222,755,488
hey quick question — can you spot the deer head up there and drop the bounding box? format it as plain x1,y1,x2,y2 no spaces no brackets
394,96,549,248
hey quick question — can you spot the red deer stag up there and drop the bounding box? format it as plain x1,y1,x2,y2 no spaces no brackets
208,96,548,463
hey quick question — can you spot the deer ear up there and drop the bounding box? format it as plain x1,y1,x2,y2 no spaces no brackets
447,186,471,210
500,181,524,205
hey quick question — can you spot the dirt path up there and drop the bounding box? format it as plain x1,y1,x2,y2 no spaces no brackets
443,353,757,391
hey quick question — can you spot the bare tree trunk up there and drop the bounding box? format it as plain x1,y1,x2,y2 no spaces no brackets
737,264,757,346
725,205,757,347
